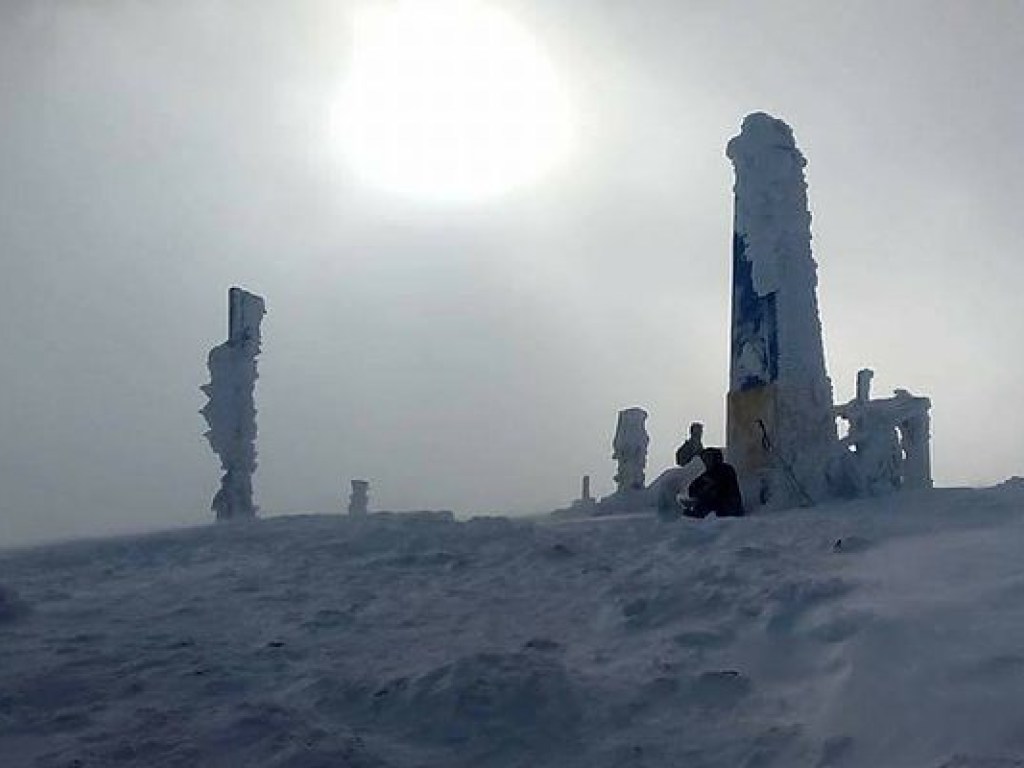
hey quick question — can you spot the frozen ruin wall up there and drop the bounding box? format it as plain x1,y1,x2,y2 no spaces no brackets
200,287,266,521
725,113,838,510
835,369,933,496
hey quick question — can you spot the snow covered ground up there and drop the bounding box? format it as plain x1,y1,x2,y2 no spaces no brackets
3,487,1024,767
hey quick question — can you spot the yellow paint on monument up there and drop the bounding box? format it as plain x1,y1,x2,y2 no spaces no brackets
727,384,778,508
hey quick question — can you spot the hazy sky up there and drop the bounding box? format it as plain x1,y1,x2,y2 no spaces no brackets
3,1,1023,545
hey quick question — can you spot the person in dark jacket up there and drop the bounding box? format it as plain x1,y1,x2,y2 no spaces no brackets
656,422,706,519
684,447,745,518
674,422,704,468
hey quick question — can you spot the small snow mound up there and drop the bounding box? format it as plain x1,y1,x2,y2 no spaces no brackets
627,669,754,716
0,584,29,623
383,652,582,752
766,577,853,634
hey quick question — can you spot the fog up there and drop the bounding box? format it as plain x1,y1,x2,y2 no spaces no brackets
2,1,1023,545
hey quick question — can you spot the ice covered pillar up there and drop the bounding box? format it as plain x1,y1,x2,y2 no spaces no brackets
612,407,649,492
200,287,266,520
348,480,369,516
894,390,933,490
725,113,838,510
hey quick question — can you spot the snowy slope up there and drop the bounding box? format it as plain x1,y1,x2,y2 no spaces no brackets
3,489,1024,767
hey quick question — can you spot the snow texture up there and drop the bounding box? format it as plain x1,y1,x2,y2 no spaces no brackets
4,487,1024,766
200,287,265,521
0,583,29,623
726,113,838,508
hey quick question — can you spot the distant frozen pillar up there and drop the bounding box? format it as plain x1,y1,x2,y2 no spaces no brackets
725,113,837,509
898,403,932,490
348,480,369,516
612,408,649,492
200,287,266,521
856,369,874,403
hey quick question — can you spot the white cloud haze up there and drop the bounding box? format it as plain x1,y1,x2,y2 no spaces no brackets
2,1,1023,544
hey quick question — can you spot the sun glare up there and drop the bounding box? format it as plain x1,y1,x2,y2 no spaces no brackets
335,0,575,202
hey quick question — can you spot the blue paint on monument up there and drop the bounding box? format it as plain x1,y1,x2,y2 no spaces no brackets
731,232,778,391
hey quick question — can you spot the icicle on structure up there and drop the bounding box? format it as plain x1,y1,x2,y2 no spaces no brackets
725,114,840,510
201,287,266,521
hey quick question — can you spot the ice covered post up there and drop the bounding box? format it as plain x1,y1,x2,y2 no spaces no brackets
200,287,266,521
348,480,369,516
856,369,874,403
612,408,649,492
725,113,838,510
893,390,932,490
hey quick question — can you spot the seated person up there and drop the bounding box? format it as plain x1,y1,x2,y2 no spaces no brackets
684,447,745,518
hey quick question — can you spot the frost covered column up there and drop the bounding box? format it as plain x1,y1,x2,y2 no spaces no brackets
899,413,932,490
612,408,649,492
348,480,369,516
725,113,838,510
200,287,266,520
894,390,933,491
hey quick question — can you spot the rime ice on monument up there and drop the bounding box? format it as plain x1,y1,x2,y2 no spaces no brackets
612,408,649,493
200,287,266,520
591,407,651,513
835,369,932,495
725,113,838,510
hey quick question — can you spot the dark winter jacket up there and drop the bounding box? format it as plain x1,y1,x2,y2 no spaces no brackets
687,463,745,517
674,437,703,468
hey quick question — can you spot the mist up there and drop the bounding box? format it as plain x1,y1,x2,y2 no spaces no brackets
2,0,1023,545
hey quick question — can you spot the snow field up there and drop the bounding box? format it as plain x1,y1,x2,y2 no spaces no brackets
2,487,1024,767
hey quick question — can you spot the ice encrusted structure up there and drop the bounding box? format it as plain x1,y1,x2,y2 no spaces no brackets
580,475,593,503
835,369,932,495
348,480,369,516
201,287,266,521
725,113,838,510
612,407,649,493
588,407,651,514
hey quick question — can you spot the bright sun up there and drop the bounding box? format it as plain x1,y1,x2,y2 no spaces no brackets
335,0,575,202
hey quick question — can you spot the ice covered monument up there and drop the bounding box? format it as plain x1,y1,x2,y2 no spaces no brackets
200,287,266,521
552,114,934,519
725,114,839,510
725,113,933,510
